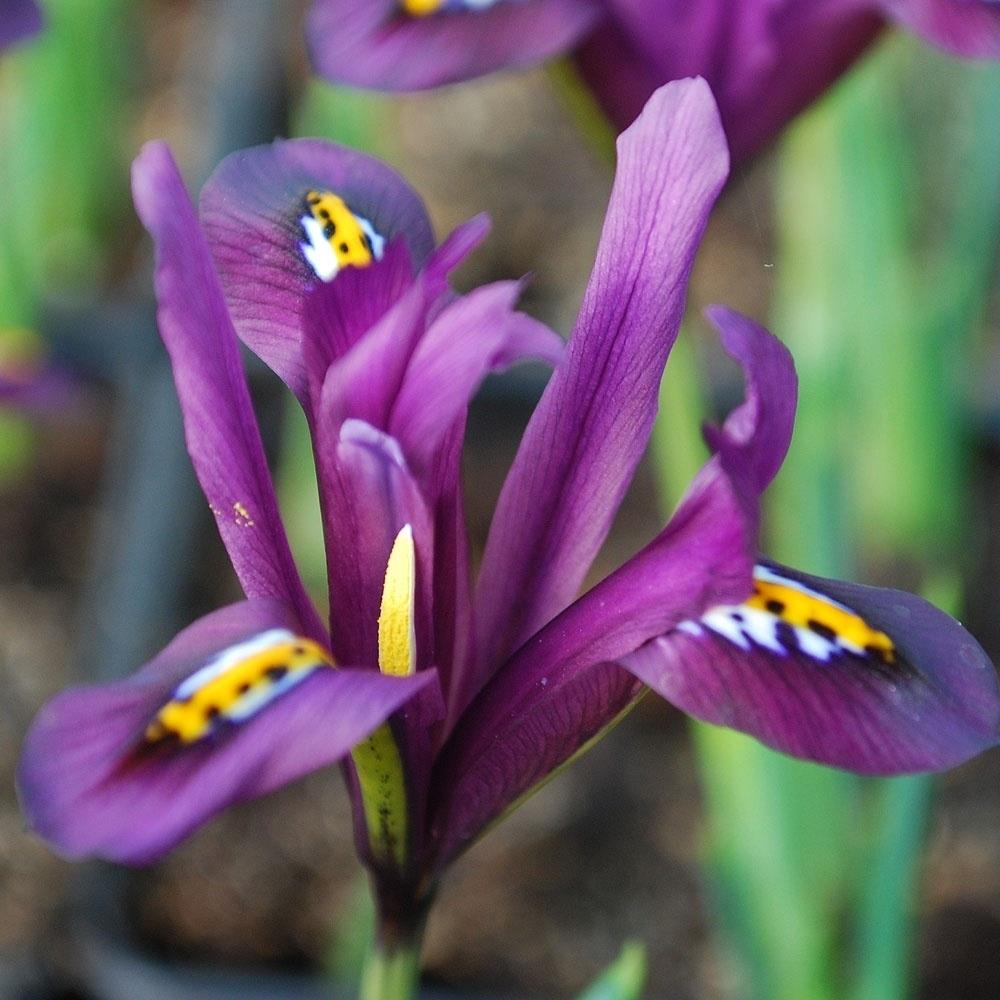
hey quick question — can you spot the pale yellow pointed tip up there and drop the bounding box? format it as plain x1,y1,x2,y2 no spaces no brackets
378,524,416,677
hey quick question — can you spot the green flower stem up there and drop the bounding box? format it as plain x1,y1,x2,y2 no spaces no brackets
359,940,423,1000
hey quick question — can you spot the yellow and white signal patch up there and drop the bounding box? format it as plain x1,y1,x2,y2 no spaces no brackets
299,190,386,282
144,629,335,746
401,0,507,15
677,565,897,666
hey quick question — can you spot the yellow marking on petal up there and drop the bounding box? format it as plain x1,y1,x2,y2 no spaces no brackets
351,723,409,867
746,577,896,664
299,190,384,281
378,524,417,678
401,0,446,14
144,632,334,745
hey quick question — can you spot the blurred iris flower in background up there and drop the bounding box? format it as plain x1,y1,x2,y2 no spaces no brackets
0,0,42,51
306,0,1000,163
18,78,1000,962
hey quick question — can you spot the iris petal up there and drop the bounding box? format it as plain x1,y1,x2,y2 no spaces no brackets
18,601,436,864
623,561,1000,774
199,138,435,399
306,0,601,90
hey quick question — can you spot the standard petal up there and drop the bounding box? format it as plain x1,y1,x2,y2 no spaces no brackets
575,0,882,165
474,78,729,676
621,561,1000,774
305,0,602,90
311,271,431,432
880,0,1000,57
18,601,437,865
390,280,564,478
131,142,324,642
199,139,435,397
0,0,42,50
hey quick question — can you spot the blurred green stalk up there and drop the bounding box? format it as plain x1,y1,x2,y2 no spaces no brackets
0,0,133,482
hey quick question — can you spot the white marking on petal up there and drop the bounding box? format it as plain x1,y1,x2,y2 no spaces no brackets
226,668,318,721
300,214,340,282
676,620,703,637
358,216,386,260
754,564,854,615
174,628,295,700
737,606,788,655
702,609,751,650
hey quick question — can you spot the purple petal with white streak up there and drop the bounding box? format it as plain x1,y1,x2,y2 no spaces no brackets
622,562,1000,774
199,139,434,399
18,601,435,864
431,303,799,856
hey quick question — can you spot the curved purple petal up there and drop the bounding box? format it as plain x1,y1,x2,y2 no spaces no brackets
199,139,435,398
431,460,751,863
879,0,1000,56
1,0,43,50
430,304,799,854
390,280,564,478
473,78,729,679
575,1,883,166
306,0,601,90
701,305,797,499
19,601,437,864
131,142,325,643
622,561,1000,774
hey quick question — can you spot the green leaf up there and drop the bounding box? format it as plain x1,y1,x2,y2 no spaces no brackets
576,942,647,1000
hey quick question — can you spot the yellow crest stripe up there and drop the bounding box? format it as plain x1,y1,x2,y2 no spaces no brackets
378,524,417,678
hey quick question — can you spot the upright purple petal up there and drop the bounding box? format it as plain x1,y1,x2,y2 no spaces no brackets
308,267,431,431
390,280,564,479
199,139,434,398
131,142,324,642
1,0,43,50
474,78,729,680
879,0,1000,57
19,601,436,864
622,561,1000,774
306,0,601,90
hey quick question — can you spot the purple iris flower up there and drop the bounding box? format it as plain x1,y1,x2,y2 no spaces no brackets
0,0,43,51
306,0,1000,165
0,338,75,414
18,80,1000,945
